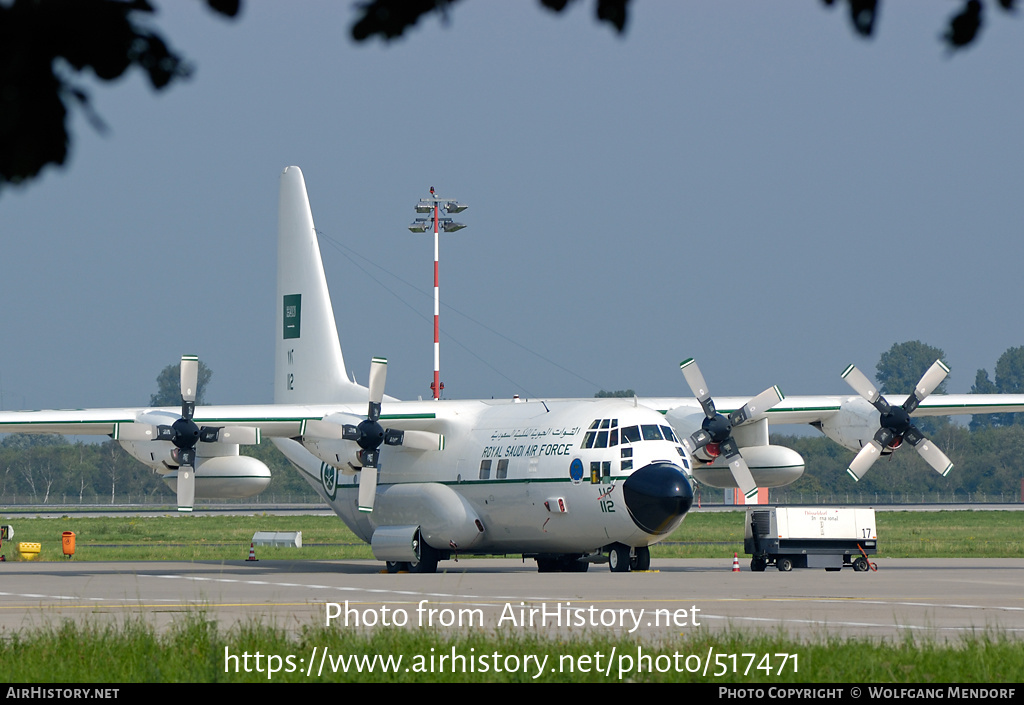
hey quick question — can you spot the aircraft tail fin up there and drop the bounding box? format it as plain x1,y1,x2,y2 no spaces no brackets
275,166,364,405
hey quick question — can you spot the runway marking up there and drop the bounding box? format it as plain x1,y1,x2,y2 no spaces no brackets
2,602,321,610
700,614,1024,635
4,573,1023,641
7,578,1022,619
807,597,1024,612
656,596,1024,614
5,579,1022,622
0,591,180,604
700,613,1024,634
3,590,1022,637
3,596,1021,636
142,573,561,603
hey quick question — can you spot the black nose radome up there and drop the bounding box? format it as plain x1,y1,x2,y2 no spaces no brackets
622,462,693,535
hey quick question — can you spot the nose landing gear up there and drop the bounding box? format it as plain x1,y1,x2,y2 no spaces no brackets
607,543,651,572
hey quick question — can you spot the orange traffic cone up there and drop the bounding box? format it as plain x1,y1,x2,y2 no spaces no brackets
732,552,740,573
246,542,258,562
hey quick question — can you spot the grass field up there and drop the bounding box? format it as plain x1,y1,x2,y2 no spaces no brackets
2,613,1022,683
0,509,1020,561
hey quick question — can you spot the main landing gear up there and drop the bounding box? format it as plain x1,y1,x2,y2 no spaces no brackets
384,535,442,574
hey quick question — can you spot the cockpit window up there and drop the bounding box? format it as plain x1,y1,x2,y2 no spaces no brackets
641,424,663,441
584,419,673,448
676,447,690,469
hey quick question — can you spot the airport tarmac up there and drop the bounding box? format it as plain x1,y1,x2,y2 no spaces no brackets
0,557,1021,641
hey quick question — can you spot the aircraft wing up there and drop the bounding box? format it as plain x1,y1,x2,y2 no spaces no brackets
7,393,1024,439
0,400,455,439
875,394,1024,417
644,394,1024,426
0,407,135,436
0,405,305,438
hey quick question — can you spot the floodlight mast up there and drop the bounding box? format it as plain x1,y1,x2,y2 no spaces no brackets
408,187,467,400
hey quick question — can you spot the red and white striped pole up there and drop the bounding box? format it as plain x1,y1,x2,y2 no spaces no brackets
431,189,442,400
409,188,466,401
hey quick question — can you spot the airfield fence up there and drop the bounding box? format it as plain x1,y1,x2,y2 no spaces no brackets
0,490,1019,510
0,491,324,509
764,489,1020,505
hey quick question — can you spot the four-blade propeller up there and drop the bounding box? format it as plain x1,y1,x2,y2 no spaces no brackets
113,355,260,512
679,358,784,502
347,357,388,513
840,359,953,481
300,357,444,514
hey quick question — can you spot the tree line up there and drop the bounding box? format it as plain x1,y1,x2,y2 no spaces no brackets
773,424,1024,500
773,340,1024,499
0,434,314,505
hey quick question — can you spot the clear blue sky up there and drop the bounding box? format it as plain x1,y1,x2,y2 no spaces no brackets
1,2,1021,414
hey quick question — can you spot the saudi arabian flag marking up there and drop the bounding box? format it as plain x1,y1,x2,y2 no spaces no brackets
283,294,301,339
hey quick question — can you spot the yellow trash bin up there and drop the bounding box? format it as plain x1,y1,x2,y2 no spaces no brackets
62,531,76,558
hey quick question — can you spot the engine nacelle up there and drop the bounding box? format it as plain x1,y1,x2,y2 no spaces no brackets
162,455,271,499
816,396,885,453
302,439,361,474
301,412,364,472
690,444,805,489
664,410,803,488
118,438,178,470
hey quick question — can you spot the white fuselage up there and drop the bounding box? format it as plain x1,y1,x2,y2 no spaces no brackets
274,397,694,556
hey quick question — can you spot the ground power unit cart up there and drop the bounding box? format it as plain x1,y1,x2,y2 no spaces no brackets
744,506,877,572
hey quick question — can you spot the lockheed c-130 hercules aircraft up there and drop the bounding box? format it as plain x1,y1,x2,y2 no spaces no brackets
2,166,1024,574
